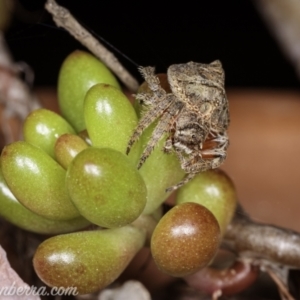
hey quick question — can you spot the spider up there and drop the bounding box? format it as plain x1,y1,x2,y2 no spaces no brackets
126,60,229,192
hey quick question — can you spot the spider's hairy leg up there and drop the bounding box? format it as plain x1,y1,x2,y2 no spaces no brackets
166,172,197,193
164,151,199,192
166,151,227,192
165,157,210,193
126,94,172,155
206,132,229,152
138,66,160,92
164,137,173,153
137,99,179,169
166,136,228,192
135,92,154,106
182,133,228,171
205,152,227,169
201,147,227,169
138,66,167,103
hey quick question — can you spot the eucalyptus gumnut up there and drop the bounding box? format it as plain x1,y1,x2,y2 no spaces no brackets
1,141,80,220
84,83,140,161
23,108,76,159
54,133,89,169
151,202,221,277
58,50,120,132
66,147,147,228
176,169,237,235
0,165,90,234
33,225,146,294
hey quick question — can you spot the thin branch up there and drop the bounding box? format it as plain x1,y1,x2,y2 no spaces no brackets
264,266,295,300
224,214,300,269
223,211,300,299
45,0,139,92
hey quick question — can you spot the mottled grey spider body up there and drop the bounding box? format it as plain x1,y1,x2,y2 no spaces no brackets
126,60,229,192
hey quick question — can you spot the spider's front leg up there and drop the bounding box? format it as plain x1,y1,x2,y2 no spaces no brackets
202,132,229,162
164,151,200,192
165,155,213,193
126,93,172,155
163,137,173,153
137,97,181,169
184,132,228,171
137,66,167,105
166,132,229,192
126,67,169,155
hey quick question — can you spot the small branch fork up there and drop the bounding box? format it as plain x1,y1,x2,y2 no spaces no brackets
45,0,139,92
223,209,300,300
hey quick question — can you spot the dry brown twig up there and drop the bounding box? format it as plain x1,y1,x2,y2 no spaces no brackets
264,267,295,300
45,0,139,92
223,211,300,299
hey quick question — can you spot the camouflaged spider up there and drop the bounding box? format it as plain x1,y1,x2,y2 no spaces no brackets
126,60,229,192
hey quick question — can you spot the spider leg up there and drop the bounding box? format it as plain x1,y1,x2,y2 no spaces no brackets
165,157,213,193
164,151,201,192
127,66,171,154
181,133,228,172
166,132,229,192
126,94,173,154
135,92,154,106
138,66,160,92
166,172,196,193
163,137,173,153
209,132,229,152
137,100,180,169
138,66,167,103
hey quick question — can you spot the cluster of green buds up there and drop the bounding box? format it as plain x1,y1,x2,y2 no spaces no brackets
0,50,237,294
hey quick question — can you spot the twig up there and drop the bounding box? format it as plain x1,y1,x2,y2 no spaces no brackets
224,207,300,269
45,0,139,92
264,266,295,300
223,211,300,299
